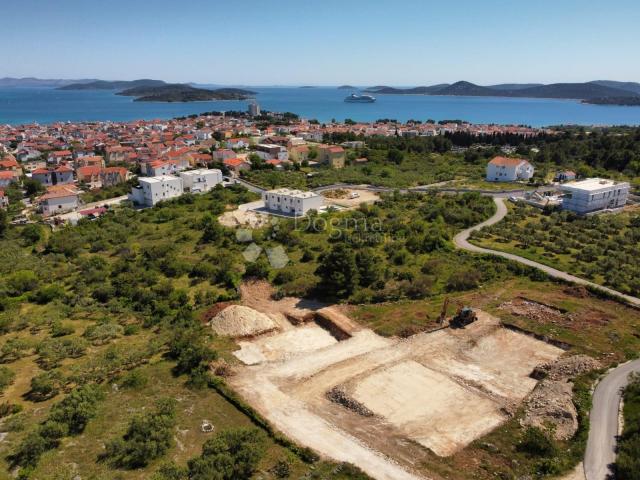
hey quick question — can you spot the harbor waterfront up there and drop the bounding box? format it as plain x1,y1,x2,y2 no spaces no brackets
3,86,640,126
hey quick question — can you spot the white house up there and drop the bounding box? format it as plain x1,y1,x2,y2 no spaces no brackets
486,156,534,182
561,178,630,214
263,188,323,216
179,169,223,193
39,185,79,216
129,175,183,207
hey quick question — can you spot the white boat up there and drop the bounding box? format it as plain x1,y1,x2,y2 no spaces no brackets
344,93,376,103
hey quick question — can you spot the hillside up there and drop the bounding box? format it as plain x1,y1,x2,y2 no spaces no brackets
487,83,544,90
0,77,98,88
366,84,450,94
509,82,639,99
58,79,167,90
590,80,640,95
118,84,255,102
366,80,640,100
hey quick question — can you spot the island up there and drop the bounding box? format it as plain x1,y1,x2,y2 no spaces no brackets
337,85,356,90
57,79,256,102
118,85,256,102
58,79,167,90
583,96,640,106
362,81,640,101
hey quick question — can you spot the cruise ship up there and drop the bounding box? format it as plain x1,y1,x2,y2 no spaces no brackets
344,93,376,103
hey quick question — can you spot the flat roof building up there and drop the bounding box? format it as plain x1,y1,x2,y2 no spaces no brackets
263,188,323,216
129,175,183,207
561,178,629,214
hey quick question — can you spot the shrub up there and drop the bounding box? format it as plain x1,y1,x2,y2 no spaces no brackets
0,366,15,393
120,369,148,389
187,428,267,480
104,398,177,469
29,370,64,401
517,427,558,457
30,284,65,304
48,384,104,434
6,270,38,296
50,321,74,337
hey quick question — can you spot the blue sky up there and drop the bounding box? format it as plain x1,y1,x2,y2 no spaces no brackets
3,0,640,85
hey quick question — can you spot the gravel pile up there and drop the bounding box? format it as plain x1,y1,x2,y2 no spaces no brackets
532,354,602,381
326,386,374,417
524,355,601,440
209,305,277,338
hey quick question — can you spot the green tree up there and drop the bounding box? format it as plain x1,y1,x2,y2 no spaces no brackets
105,398,177,469
187,428,267,480
315,243,359,298
200,214,224,243
386,149,404,165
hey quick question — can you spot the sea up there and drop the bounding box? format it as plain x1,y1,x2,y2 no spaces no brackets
2,86,640,127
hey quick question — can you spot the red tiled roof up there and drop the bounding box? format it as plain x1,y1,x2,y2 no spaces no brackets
489,156,528,167
223,158,246,167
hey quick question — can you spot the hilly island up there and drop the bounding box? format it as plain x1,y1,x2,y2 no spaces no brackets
58,79,255,102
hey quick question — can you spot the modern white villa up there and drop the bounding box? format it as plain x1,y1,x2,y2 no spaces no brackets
263,188,323,216
129,175,184,207
486,156,534,182
179,168,223,193
560,178,630,214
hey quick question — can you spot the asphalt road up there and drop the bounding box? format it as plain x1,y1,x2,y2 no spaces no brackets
453,197,640,307
584,360,640,480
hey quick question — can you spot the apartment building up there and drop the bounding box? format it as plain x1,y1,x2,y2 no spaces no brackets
263,188,323,216
129,175,183,207
561,178,630,214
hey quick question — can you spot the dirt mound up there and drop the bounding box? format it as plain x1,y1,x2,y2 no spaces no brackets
499,298,565,323
523,379,577,440
532,355,602,381
564,285,591,299
209,305,277,338
524,355,601,440
201,302,235,323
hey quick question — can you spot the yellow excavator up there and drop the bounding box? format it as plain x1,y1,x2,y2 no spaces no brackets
437,297,477,328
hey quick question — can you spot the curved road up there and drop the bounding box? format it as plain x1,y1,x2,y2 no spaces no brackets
453,197,640,307
454,197,640,479
584,360,640,480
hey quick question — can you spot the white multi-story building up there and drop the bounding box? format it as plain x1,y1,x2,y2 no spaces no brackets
263,188,323,216
129,175,183,207
486,156,534,182
179,169,223,193
561,178,629,214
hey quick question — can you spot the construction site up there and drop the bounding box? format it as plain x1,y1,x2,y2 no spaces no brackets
204,282,587,480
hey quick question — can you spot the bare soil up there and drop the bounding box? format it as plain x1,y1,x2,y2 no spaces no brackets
228,309,563,480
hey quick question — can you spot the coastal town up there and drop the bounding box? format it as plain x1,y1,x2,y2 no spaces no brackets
0,107,560,220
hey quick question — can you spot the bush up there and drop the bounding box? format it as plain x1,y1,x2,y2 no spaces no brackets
104,398,177,469
6,270,38,296
517,427,558,457
120,369,148,389
29,370,64,401
48,384,104,434
187,428,267,480
36,337,88,369
50,321,74,337
0,366,15,393
30,284,65,304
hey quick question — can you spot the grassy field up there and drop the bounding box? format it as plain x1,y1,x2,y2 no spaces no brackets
243,151,488,190
470,203,640,297
0,186,376,479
